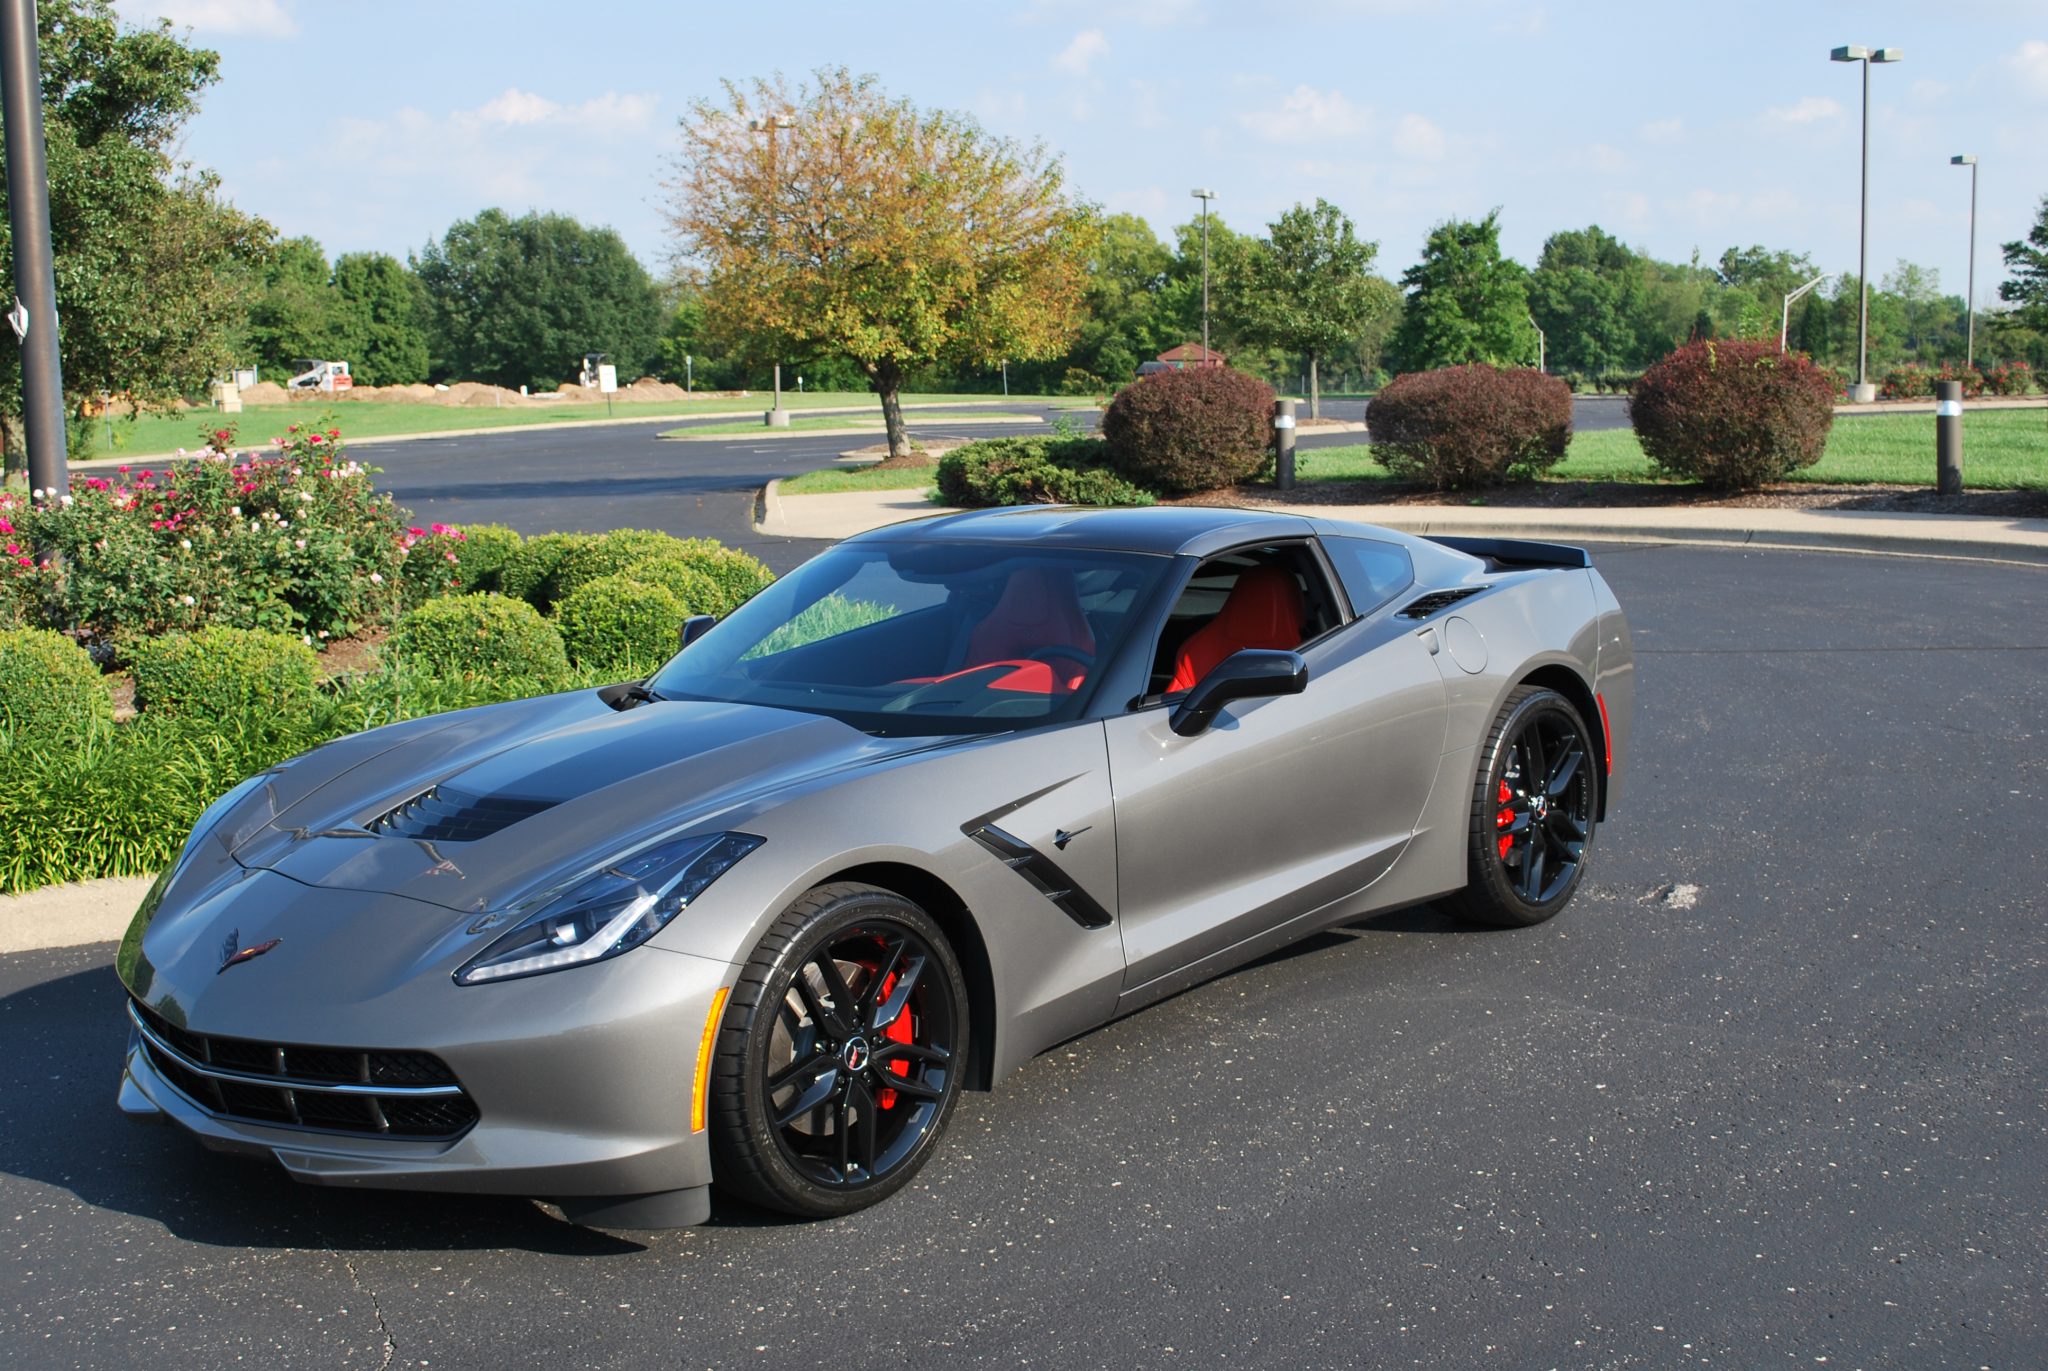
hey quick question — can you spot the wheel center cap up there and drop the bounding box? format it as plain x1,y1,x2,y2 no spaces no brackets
841,1037,870,1072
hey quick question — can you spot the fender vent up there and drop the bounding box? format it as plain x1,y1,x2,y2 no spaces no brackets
1398,587,1483,619
367,784,556,843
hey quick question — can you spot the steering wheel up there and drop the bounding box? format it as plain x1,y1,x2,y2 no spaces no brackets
1022,644,1096,671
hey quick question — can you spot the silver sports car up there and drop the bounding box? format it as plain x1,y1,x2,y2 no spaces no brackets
117,506,1633,1227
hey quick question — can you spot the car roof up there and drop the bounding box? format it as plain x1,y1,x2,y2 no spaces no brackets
846,505,1323,558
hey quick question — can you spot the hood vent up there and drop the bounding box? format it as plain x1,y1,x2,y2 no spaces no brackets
366,784,557,844
1398,587,1483,620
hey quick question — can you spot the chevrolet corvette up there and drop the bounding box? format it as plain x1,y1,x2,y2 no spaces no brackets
116,505,1633,1227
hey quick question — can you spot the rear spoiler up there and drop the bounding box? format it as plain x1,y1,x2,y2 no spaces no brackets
1424,535,1591,570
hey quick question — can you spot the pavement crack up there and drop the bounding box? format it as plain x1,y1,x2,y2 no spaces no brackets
342,1253,397,1371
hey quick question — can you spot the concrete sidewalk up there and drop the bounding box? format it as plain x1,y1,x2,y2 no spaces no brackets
758,482,2048,566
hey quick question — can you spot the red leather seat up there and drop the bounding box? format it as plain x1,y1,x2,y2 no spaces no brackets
1168,565,1305,692
962,566,1095,682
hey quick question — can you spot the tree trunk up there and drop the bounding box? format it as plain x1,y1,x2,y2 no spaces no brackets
1308,356,1321,420
874,361,910,460
0,413,20,486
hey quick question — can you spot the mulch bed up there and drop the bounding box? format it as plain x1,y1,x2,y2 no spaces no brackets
1187,479,2047,519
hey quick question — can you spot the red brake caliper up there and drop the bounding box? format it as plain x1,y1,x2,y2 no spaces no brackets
872,970,914,1109
1495,779,1516,861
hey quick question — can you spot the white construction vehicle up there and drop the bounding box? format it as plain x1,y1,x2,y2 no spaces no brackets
287,359,354,393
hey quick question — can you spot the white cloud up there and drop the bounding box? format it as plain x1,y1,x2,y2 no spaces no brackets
2009,39,2048,98
1603,190,1651,228
116,0,296,37
1053,28,1111,76
1391,113,1446,161
461,88,660,134
1638,117,1683,143
1129,79,1168,130
1764,96,1842,126
1240,85,1372,142
1909,79,1949,105
1579,142,1628,174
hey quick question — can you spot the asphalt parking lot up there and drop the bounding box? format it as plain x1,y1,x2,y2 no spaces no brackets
3,537,2042,1369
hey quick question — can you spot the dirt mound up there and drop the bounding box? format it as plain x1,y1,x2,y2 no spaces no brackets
238,381,292,405
621,377,690,403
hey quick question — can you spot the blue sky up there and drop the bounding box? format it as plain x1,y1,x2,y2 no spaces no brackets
114,1,2047,306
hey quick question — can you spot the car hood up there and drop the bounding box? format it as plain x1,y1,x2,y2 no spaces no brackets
229,691,952,913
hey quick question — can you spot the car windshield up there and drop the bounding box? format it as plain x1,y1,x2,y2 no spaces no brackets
647,540,1168,735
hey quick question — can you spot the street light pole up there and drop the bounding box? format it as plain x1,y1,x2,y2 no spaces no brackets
1781,273,1829,354
1,0,68,495
1831,44,1901,402
1190,188,1217,359
749,114,796,423
1526,314,1544,373
1951,155,1978,369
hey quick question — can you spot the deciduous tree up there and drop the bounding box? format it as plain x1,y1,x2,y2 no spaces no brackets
1389,211,1532,373
0,0,267,474
1218,199,1391,417
665,68,1094,458
413,209,663,391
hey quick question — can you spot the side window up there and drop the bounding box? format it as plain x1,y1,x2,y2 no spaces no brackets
1322,536,1414,616
1145,542,1343,697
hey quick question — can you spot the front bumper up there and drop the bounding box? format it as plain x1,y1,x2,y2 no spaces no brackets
118,871,737,1201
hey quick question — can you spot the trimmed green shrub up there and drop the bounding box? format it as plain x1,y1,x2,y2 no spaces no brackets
541,529,695,607
936,436,1154,509
1629,339,1837,490
654,546,776,617
388,594,569,682
128,626,320,719
621,556,724,617
498,532,595,608
0,628,110,747
1101,366,1275,495
1367,364,1573,489
450,523,523,594
554,574,686,673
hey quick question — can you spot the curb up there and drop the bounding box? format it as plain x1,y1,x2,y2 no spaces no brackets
755,487,2048,567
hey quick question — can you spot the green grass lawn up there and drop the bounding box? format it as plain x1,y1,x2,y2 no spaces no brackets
666,411,1029,438
777,462,940,495
75,391,1059,459
1299,409,2047,490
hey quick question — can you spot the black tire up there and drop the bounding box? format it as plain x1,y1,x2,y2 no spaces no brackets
1442,685,1598,929
709,883,969,1218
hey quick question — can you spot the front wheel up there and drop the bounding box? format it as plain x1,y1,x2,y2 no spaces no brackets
1442,685,1598,928
709,883,969,1218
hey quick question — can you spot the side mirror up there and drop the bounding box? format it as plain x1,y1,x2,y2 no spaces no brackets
1168,649,1308,736
677,615,716,649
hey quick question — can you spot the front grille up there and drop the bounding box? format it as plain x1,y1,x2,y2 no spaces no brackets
130,999,477,1140
1398,587,1484,619
366,784,556,843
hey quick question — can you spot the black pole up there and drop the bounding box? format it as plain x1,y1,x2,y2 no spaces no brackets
1934,380,1962,496
1,0,66,495
1273,396,1296,492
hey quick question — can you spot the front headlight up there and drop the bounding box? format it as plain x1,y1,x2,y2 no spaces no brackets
453,831,763,986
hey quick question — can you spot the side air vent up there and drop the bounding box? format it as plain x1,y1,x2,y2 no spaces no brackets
963,822,1113,929
1398,587,1484,620
367,784,557,843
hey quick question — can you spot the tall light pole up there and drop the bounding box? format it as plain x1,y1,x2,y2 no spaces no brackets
1951,155,1978,369
1,0,68,495
749,114,796,421
1190,188,1217,359
1831,44,1902,402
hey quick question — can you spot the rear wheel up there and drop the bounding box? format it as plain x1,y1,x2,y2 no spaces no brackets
1443,686,1597,928
709,883,968,1217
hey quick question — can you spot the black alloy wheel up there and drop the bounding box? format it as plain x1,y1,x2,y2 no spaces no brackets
711,883,968,1218
1444,685,1598,928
